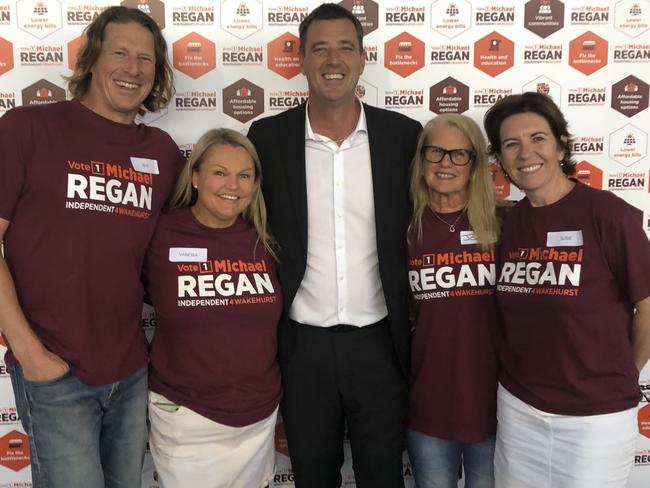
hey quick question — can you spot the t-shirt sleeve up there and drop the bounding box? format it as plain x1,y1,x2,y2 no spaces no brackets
160,134,186,203
598,195,650,304
161,131,186,179
0,109,31,221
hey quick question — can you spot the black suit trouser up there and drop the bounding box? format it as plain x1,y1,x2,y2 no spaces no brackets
280,319,407,488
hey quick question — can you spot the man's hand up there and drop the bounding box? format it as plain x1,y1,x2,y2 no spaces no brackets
0,217,71,383
19,346,70,383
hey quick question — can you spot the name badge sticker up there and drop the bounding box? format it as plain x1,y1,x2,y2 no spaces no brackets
169,247,208,262
460,230,478,245
546,230,583,247
131,157,159,175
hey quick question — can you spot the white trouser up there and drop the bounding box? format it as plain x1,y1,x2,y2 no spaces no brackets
148,391,278,488
494,384,637,488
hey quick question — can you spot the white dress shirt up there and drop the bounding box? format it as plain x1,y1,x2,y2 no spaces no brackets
288,103,388,327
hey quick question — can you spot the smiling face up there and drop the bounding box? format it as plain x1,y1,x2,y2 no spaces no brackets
82,21,155,124
423,124,473,209
498,112,567,201
300,18,365,109
191,144,256,229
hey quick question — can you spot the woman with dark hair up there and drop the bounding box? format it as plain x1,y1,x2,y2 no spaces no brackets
144,129,281,488
407,114,505,488
484,92,650,487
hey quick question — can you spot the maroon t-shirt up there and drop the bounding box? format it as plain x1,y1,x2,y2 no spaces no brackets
145,208,282,427
407,208,501,443
497,182,650,415
0,100,182,385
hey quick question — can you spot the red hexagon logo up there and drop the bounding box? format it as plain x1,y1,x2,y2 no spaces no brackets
0,36,14,76
473,31,514,77
267,32,301,80
489,163,510,199
66,34,85,71
569,31,608,75
638,403,650,439
575,160,603,189
173,32,216,80
384,32,424,78
0,430,30,471
275,421,289,456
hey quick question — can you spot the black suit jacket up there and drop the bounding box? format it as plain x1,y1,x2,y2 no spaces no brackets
248,103,421,375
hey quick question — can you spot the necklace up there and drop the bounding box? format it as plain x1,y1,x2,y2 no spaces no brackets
431,207,466,232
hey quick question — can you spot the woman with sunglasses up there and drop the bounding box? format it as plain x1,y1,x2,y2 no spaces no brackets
407,114,506,487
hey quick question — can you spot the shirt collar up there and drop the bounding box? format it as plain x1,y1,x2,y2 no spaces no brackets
304,99,368,144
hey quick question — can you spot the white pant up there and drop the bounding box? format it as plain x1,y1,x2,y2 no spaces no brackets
494,385,637,488
148,391,278,488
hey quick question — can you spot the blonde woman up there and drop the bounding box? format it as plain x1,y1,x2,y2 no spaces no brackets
144,129,281,488
407,114,505,488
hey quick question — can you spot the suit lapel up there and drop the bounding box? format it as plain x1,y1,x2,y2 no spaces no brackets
365,104,390,255
282,104,308,252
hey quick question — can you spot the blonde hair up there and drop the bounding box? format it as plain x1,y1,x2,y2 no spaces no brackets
169,128,276,258
409,114,503,250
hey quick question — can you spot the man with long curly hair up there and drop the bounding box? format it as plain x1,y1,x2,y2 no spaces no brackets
0,7,182,487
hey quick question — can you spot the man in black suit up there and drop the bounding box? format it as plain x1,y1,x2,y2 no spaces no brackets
248,4,421,487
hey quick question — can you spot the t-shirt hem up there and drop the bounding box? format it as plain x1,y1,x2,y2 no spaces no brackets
407,424,496,444
75,359,148,386
5,349,147,386
500,379,640,416
150,381,281,428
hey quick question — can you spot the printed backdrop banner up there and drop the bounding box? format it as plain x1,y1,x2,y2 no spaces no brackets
1,0,649,486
